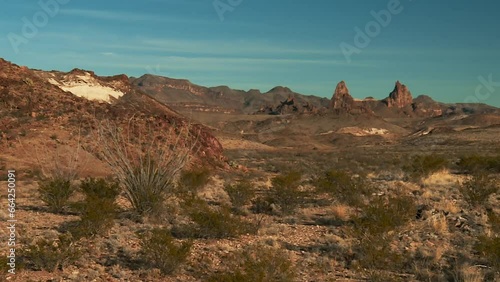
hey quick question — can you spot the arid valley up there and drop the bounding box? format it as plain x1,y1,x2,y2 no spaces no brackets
0,57,499,281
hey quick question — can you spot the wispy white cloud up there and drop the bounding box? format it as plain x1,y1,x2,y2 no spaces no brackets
59,8,206,24
57,53,374,71
138,38,343,56
100,52,116,57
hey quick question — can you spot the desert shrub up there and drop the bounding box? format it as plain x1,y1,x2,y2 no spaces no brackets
38,177,75,213
176,167,211,195
96,120,193,216
225,180,255,211
314,169,372,206
268,171,305,215
208,246,296,282
177,197,257,239
403,154,448,181
124,156,179,216
80,177,120,200
354,235,406,271
138,227,192,275
457,154,500,173
364,270,405,282
459,173,498,208
250,196,275,215
349,196,415,271
22,233,81,272
352,196,416,236
474,235,500,270
71,178,120,238
486,210,500,234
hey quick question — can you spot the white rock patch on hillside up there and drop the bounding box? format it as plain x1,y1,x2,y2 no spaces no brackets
337,127,389,136
48,72,124,103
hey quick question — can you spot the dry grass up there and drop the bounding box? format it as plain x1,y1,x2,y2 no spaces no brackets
433,245,445,263
460,265,485,282
428,213,449,236
436,199,461,214
422,170,459,187
329,204,351,221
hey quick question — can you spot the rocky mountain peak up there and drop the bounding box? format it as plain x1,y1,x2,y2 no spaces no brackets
384,81,413,108
331,81,354,112
267,86,293,94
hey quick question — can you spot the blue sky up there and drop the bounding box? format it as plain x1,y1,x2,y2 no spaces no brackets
1,0,499,106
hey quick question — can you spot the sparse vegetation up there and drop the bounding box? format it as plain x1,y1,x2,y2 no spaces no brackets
474,235,500,270
176,167,211,195
208,246,296,282
315,169,372,206
354,235,406,271
225,180,255,212
459,173,498,208
22,233,81,272
137,227,192,275
38,177,75,213
96,120,194,216
403,154,448,181
250,196,275,215
176,196,257,239
352,196,416,236
486,210,500,234
457,154,500,173
350,196,416,271
71,178,120,238
267,171,305,215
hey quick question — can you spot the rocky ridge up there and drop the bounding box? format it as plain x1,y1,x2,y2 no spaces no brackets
0,58,225,166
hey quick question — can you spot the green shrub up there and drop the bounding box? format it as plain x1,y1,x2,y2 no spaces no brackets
177,197,257,239
71,178,120,238
225,180,255,211
250,196,275,215
459,173,498,208
487,210,500,234
364,270,405,282
38,178,75,213
315,169,372,206
268,171,305,215
354,235,405,271
457,155,500,173
176,167,211,195
138,227,192,275
22,233,81,272
208,246,296,282
352,196,416,236
403,154,448,181
349,196,415,271
80,177,120,200
474,235,500,269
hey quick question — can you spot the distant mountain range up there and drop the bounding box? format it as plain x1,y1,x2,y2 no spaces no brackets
130,74,331,115
2,56,499,124
1,57,500,156
130,74,499,118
